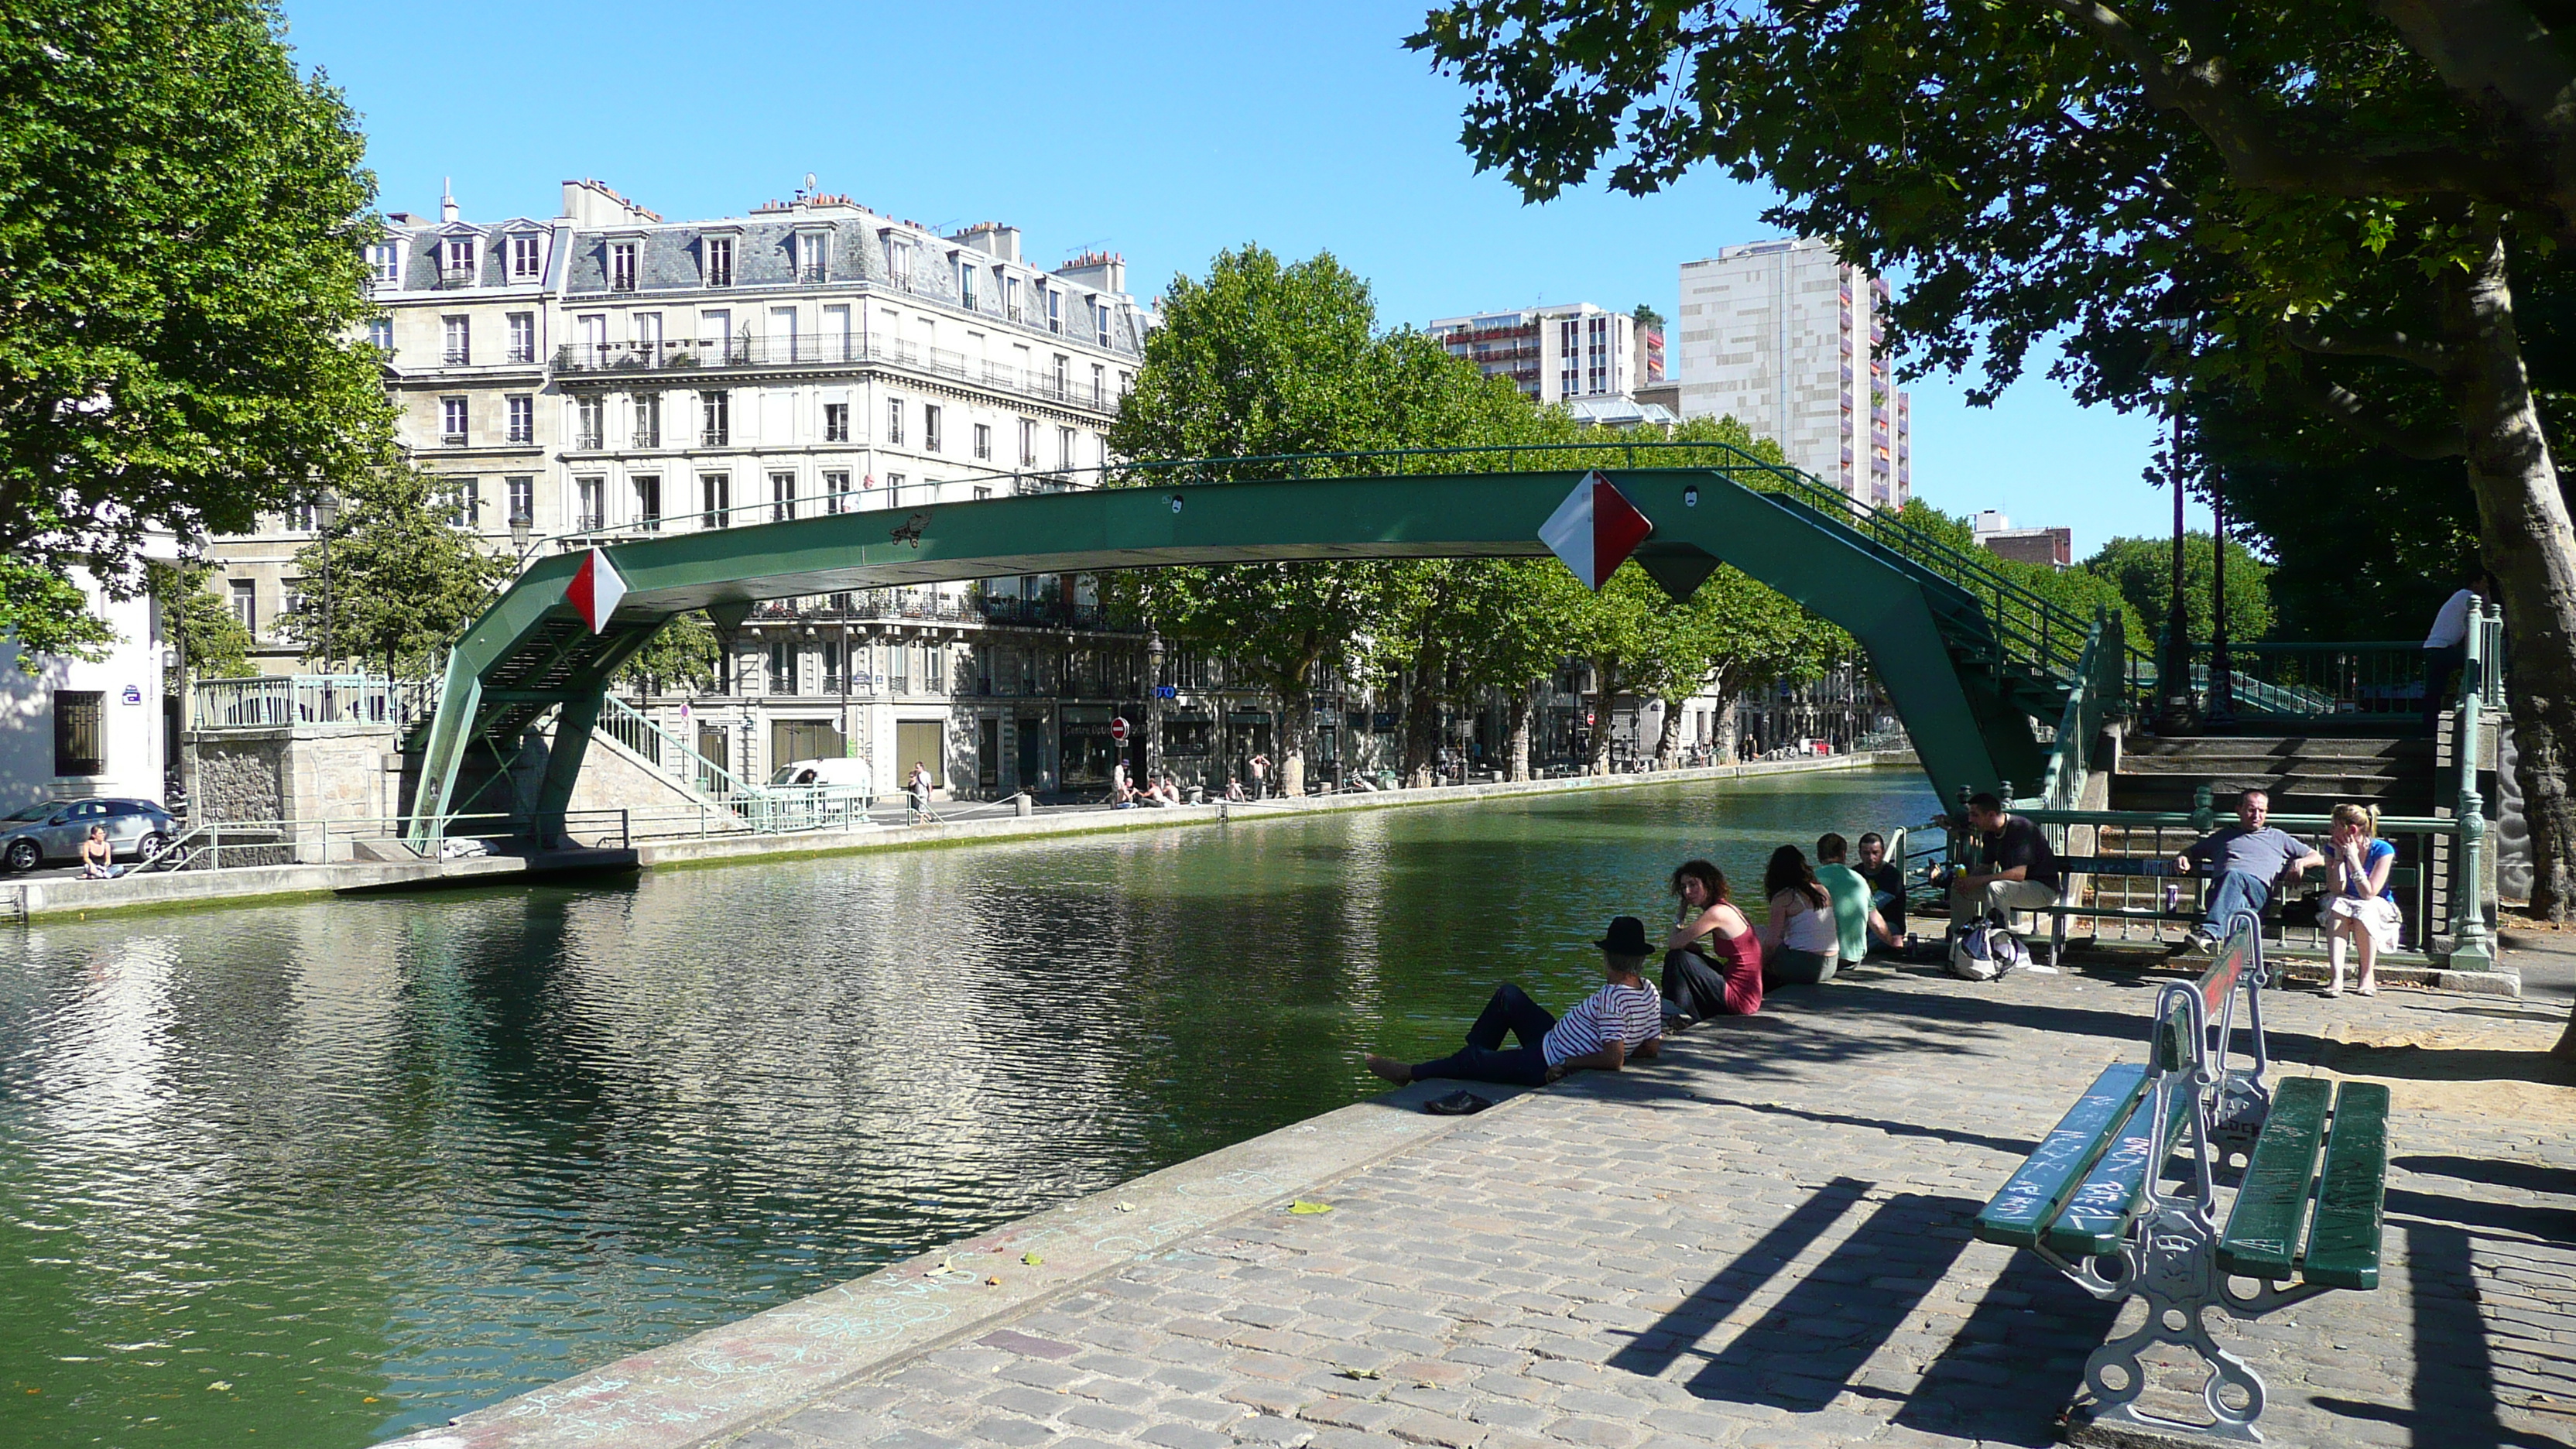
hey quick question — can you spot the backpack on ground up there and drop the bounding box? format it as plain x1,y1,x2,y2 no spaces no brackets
1948,919,2026,981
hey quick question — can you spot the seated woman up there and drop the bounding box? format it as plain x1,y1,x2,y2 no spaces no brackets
79,825,118,880
2321,803,2400,997
1364,917,1663,1088
1756,844,1841,986
1661,859,1762,1023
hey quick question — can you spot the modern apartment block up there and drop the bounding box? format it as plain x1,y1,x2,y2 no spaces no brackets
206,178,1164,797
1972,512,2073,568
1427,302,1667,418
1673,239,1910,505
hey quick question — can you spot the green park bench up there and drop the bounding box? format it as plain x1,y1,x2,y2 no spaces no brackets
2032,855,2420,968
1971,912,2391,1443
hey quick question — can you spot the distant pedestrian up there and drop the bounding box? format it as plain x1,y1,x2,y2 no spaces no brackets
905,762,930,824
1364,917,1663,1088
1661,859,1762,1023
1248,752,1270,800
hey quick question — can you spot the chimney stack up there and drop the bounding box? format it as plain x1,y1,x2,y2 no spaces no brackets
440,178,458,224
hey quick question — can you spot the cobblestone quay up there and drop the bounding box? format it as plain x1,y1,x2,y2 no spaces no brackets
411,954,2576,1449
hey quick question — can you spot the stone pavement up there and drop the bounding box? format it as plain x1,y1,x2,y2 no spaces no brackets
714,956,2575,1449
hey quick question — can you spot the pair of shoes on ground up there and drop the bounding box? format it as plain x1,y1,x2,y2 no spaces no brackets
2321,981,2378,999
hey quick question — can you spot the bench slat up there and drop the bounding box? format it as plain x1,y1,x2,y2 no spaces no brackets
2216,1076,2332,1279
2303,1083,2391,1290
1973,1064,2149,1249
2043,1080,2194,1259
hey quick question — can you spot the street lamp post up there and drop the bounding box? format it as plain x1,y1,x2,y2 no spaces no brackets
2206,478,2237,731
2155,409,2202,735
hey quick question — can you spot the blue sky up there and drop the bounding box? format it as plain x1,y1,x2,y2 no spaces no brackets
282,0,2177,556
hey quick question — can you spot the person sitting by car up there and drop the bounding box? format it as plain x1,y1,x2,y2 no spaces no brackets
2173,787,2321,956
1364,917,1663,1088
1943,793,2063,963
79,825,118,880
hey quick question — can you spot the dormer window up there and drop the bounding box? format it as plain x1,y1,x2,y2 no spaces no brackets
608,241,639,292
704,235,733,287
366,242,402,286
440,236,476,287
509,233,543,281
1094,297,1112,348
1045,285,1062,335
957,255,977,309
795,229,829,284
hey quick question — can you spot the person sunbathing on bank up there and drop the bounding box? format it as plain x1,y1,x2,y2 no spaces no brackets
1363,917,1663,1088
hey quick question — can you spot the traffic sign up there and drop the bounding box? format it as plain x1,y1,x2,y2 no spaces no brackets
1109,716,1131,742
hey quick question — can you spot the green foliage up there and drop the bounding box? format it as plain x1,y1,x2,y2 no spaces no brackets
282,465,510,677
2082,533,2277,648
147,560,251,686
0,0,395,647
1896,501,2138,647
618,611,719,695
0,557,117,663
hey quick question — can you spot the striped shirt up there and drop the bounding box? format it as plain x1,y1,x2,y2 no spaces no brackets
1543,980,1663,1067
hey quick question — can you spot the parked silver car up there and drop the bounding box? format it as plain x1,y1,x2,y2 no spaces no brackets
1,798,177,872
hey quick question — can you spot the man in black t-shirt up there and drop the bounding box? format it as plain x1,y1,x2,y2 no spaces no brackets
1945,792,2063,964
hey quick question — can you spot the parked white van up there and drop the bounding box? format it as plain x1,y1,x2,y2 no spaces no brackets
769,756,874,803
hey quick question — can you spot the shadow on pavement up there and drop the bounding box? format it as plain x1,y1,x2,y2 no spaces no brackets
2393,1153,2576,1199
2311,1220,2567,1449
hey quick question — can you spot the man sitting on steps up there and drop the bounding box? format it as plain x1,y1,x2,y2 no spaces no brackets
2173,787,2320,956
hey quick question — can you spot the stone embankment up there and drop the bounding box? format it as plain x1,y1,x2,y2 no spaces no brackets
2,755,1879,923
389,938,2576,1449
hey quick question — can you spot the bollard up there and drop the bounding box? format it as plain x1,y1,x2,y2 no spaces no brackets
1014,791,1033,818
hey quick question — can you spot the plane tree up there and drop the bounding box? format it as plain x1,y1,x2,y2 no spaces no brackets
1409,0,2576,927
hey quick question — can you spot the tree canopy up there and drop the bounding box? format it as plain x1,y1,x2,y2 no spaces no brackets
2081,533,2276,649
0,0,395,656
281,465,510,679
1409,0,2576,924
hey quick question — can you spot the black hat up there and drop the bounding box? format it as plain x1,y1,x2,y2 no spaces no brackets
1595,916,1653,955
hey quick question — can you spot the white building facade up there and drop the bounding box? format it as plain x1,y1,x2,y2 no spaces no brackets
1428,303,1657,409
0,567,171,811
1674,239,1911,505
207,179,1163,797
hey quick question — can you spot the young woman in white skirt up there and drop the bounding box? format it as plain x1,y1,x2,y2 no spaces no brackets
2321,803,2401,996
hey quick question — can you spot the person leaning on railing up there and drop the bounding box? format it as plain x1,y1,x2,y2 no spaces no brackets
2419,571,2493,731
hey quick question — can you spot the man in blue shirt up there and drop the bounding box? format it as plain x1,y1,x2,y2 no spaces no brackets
2173,789,2321,954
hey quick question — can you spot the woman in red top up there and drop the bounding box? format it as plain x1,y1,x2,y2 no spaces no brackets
1662,859,1762,1022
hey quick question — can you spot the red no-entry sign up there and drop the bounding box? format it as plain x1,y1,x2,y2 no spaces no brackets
1110,716,1131,742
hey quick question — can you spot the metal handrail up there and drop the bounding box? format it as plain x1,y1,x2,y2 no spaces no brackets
598,694,762,804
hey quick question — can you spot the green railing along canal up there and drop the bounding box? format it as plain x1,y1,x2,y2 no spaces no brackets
0,768,1936,1448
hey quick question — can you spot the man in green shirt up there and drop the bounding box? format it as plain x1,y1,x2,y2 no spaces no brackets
1815,833,1896,965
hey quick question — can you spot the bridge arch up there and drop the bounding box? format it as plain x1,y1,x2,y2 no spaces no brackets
408,450,2114,841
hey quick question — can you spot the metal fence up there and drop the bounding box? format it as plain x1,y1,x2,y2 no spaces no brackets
192,676,435,731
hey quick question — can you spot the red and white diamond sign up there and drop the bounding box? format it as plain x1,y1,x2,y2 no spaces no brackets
565,548,627,634
1538,471,1653,591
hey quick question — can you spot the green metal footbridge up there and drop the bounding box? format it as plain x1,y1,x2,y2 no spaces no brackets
404,444,2131,844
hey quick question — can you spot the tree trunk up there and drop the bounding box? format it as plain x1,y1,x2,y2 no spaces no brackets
1277,684,1311,799
1715,694,1742,766
1403,643,1444,787
1588,655,1618,776
1653,693,1688,769
2434,234,2576,1050
1506,686,1534,782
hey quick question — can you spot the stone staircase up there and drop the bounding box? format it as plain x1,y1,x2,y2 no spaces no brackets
2110,734,2437,817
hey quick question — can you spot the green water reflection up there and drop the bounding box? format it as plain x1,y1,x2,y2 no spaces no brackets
0,769,1935,1447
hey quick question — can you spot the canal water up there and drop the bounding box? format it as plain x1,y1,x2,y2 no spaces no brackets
0,768,1936,1448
